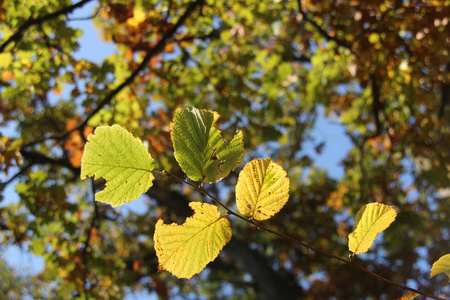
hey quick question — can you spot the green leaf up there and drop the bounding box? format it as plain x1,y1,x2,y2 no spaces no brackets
348,203,397,254
170,105,244,183
80,125,155,207
0,53,13,68
154,202,232,279
235,157,290,220
430,253,450,281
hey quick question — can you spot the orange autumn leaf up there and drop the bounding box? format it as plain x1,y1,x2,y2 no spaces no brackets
125,47,133,60
68,150,83,168
99,9,109,20
52,87,62,96
64,119,93,168
133,260,141,272
1,70,14,81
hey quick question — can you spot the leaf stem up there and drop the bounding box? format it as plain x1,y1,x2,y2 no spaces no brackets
152,170,446,300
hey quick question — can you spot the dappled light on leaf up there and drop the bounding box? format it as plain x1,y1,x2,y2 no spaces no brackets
235,157,290,221
154,202,232,279
80,125,155,207
170,105,244,183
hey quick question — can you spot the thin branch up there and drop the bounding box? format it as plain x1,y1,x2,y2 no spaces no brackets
38,23,68,56
22,0,206,148
67,8,100,21
78,0,204,128
439,63,450,118
81,178,100,298
0,0,93,53
0,164,31,188
151,170,446,300
296,0,354,54
20,150,80,174
164,0,173,23
371,73,383,135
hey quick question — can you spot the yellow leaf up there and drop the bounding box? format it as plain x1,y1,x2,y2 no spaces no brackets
235,157,290,221
126,8,146,28
154,202,232,279
0,52,13,68
430,253,450,281
395,292,420,300
348,203,397,254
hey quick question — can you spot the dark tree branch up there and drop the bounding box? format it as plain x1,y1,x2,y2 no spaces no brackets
77,0,205,130
22,0,206,148
38,24,68,56
0,0,93,53
371,73,383,135
176,28,222,43
151,170,446,300
66,7,100,21
164,0,173,23
297,0,354,54
225,239,303,300
81,178,100,296
439,63,450,118
0,164,31,188
20,150,80,175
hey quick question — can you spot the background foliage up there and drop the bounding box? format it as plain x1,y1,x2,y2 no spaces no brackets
0,0,449,299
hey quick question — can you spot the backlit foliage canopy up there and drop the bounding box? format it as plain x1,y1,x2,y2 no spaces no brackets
0,0,449,299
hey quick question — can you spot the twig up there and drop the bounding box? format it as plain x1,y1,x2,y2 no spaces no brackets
371,73,383,135
0,0,93,53
0,164,31,187
22,0,206,148
67,8,100,21
81,178,100,298
296,0,354,54
151,170,446,300
164,0,173,23
20,150,79,174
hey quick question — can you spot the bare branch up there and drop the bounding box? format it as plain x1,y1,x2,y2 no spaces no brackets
151,170,447,300
296,0,354,54
22,0,206,148
20,150,80,174
0,0,93,53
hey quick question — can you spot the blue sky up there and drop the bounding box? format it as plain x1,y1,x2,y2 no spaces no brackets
0,1,352,297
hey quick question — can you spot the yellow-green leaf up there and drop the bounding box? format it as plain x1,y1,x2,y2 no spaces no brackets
170,105,244,183
235,157,290,221
395,292,420,300
154,202,232,279
430,253,450,281
81,125,155,207
348,203,397,254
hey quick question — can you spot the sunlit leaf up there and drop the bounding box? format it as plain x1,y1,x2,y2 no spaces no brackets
235,157,290,221
348,203,397,254
154,202,232,279
430,253,450,282
81,125,155,207
170,105,244,183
